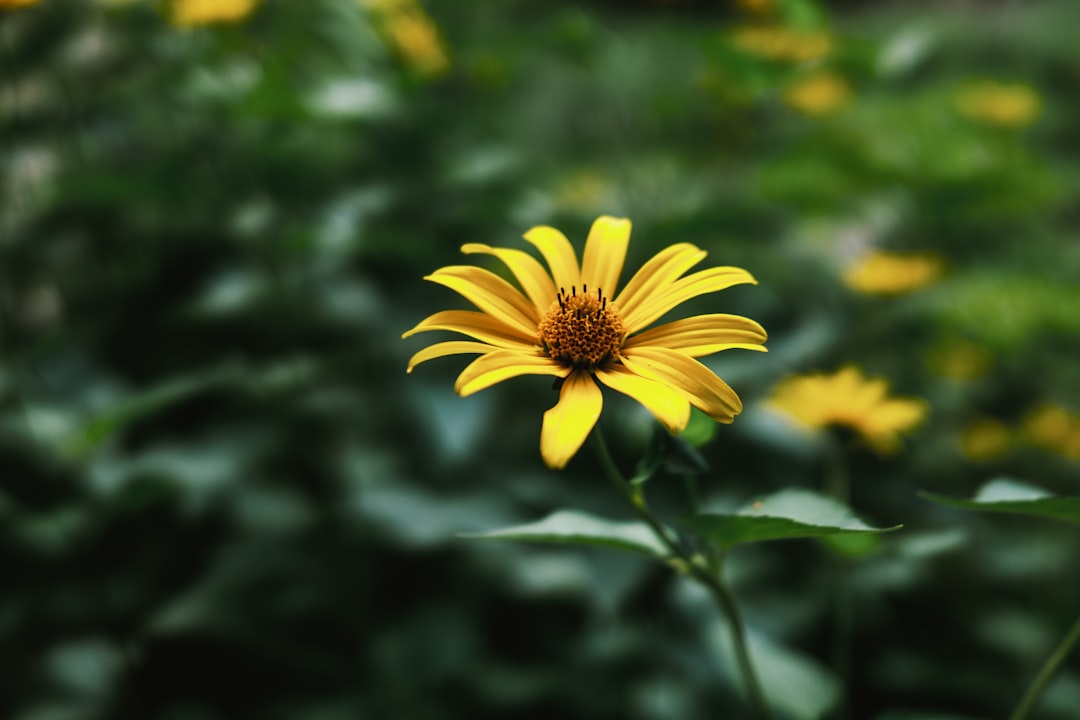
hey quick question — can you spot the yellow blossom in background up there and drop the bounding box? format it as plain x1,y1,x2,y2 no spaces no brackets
404,216,768,469
553,170,614,214
959,418,1011,461
783,72,852,117
926,339,992,381
366,0,449,78
955,81,1041,129
736,0,774,16
172,0,258,27
1022,404,1080,459
0,0,39,8
730,26,832,63
843,251,943,295
768,366,927,454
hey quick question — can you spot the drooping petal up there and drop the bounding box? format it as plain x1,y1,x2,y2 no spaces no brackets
540,369,602,469
581,216,631,298
454,349,567,397
522,225,581,294
403,309,539,348
406,341,496,374
613,243,707,324
425,265,540,338
621,346,743,423
595,364,691,434
624,313,768,357
622,266,757,332
461,243,558,315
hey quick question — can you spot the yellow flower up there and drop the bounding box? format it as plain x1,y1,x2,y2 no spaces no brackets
736,0,774,16
959,418,1011,461
0,0,39,7
926,339,992,381
1022,404,1080,459
730,26,832,63
768,366,927,454
171,0,258,27
955,81,1041,129
404,216,768,469
367,0,449,78
783,72,852,117
843,251,943,295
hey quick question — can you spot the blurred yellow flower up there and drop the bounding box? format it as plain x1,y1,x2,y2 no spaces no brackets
959,418,1011,461
955,81,1041,129
553,170,614,214
926,339,992,381
367,0,449,78
731,26,832,63
0,0,39,7
843,251,943,295
736,0,774,16
768,366,927,454
783,72,852,117
404,216,767,469
172,0,258,27
1021,404,1080,459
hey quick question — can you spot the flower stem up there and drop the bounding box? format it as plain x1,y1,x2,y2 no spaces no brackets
592,428,773,720
1008,611,1080,720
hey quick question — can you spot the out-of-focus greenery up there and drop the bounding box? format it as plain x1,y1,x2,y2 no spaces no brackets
3,1,1080,718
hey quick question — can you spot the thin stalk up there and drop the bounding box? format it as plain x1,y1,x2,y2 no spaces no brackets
1008,612,1080,720
592,428,773,720
824,437,853,720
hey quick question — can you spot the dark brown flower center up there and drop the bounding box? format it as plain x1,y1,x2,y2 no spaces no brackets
538,285,624,369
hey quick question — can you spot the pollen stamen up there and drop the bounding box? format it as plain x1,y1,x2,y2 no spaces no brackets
538,285,624,369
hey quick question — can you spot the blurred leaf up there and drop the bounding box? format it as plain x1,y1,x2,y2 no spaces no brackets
920,479,1080,527
464,509,669,558
680,489,900,549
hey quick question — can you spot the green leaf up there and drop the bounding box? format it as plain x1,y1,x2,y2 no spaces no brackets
920,478,1080,527
680,489,900,549
463,509,669,558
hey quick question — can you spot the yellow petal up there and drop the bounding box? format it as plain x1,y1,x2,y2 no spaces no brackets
624,313,768,357
623,266,757,332
402,309,539,348
614,243,706,324
621,346,742,422
522,225,581,294
595,365,690,434
454,349,566,397
581,216,631,298
540,369,602,469
461,243,558,315
406,341,495,373
425,265,540,338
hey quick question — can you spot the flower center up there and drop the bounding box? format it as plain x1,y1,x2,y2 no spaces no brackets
538,285,624,369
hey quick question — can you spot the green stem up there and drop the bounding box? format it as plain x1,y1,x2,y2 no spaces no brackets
592,428,773,720
1008,612,1080,720
824,438,852,720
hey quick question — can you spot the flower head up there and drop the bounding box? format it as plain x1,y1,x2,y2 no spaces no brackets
404,216,767,469
0,0,39,9
730,26,832,63
768,366,927,454
843,251,943,295
783,72,853,117
366,0,449,78
955,81,1041,129
171,0,258,27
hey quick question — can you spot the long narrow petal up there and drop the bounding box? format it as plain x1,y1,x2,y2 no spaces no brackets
461,243,558,315
403,310,539,348
425,265,540,338
621,346,743,422
540,370,602,469
454,349,567,397
581,216,631,298
407,341,495,373
523,225,581,295
595,365,691,434
613,243,707,323
624,313,768,357
622,266,757,332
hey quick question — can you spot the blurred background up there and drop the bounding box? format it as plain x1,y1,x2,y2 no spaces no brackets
3,0,1080,718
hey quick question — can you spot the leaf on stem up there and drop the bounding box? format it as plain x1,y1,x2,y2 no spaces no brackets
463,509,670,558
680,488,899,549
920,478,1080,527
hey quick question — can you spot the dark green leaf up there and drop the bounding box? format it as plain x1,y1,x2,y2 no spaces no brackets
920,478,1080,527
680,489,900,549
463,509,669,558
